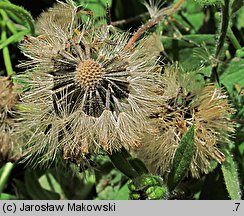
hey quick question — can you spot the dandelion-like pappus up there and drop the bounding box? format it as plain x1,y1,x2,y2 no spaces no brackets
16,1,161,166
0,77,21,162
137,66,235,178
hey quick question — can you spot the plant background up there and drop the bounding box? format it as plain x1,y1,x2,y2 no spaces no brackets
0,0,243,200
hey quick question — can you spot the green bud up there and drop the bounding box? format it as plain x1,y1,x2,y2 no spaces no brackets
128,180,137,191
145,185,169,200
131,174,163,191
129,192,141,200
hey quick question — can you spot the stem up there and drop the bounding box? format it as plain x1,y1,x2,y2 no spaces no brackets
0,162,14,194
1,21,14,76
0,29,29,50
125,0,185,49
227,27,241,50
0,2,35,35
111,12,150,26
211,0,229,82
215,0,229,59
0,10,17,34
106,2,111,25
6,10,23,25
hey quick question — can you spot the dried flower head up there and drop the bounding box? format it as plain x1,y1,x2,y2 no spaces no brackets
137,66,235,178
0,76,21,162
16,1,161,166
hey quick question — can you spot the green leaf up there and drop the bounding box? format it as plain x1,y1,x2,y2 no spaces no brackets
231,0,244,16
128,158,149,175
220,58,244,93
0,193,16,200
236,48,244,58
38,172,64,198
109,148,139,179
236,7,244,29
221,149,242,200
161,34,218,71
115,183,130,200
12,179,31,199
238,142,244,155
49,165,95,200
76,0,112,18
96,169,129,200
168,126,195,191
24,170,60,200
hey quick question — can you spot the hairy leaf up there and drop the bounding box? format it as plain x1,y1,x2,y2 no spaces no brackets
168,126,195,191
221,149,242,200
162,34,218,70
220,58,244,93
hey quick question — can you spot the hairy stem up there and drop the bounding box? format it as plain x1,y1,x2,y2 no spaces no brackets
125,0,185,49
0,29,29,50
0,10,17,34
111,12,150,26
227,27,241,50
215,0,229,59
0,2,35,35
211,0,229,82
1,21,14,75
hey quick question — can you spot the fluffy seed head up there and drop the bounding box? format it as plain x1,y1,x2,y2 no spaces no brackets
0,77,21,162
15,1,162,166
137,66,235,178
0,76,18,112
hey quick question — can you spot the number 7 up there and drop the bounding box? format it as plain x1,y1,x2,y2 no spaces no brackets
235,203,240,211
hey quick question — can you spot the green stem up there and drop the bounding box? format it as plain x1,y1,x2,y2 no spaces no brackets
0,2,35,35
227,27,241,50
6,10,23,26
1,22,14,76
0,10,16,34
2,0,28,28
0,29,29,50
0,162,15,194
215,0,229,59
0,10,17,34
211,0,229,82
